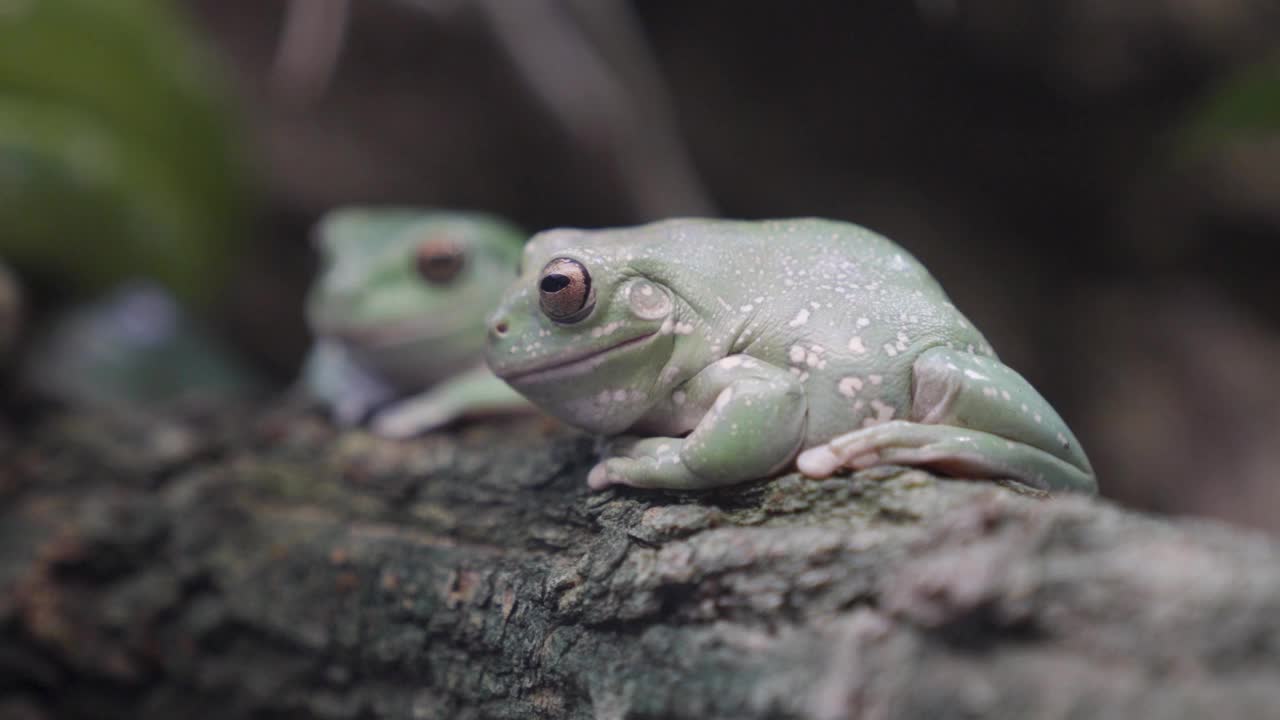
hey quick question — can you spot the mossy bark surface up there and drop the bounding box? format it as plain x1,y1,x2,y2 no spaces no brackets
2,407,1278,719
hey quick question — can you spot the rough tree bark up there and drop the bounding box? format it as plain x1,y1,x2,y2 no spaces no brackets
1,406,1278,719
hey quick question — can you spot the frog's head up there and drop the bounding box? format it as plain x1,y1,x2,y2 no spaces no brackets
307,208,524,381
485,228,680,434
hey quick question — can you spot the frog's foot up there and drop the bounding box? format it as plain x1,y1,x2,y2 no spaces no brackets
368,398,456,439
795,420,1085,492
587,436,706,491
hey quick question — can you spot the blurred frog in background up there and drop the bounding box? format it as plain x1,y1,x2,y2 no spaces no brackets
24,282,265,411
303,208,534,437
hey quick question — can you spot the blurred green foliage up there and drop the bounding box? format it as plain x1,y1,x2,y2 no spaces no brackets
1176,53,1280,155
0,0,248,306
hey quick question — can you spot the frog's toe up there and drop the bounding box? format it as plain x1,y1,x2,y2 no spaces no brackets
587,461,618,490
587,454,708,491
795,445,841,478
586,457,653,490
369,405,448,439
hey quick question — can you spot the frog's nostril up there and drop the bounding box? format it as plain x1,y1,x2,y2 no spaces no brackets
493,320,509,337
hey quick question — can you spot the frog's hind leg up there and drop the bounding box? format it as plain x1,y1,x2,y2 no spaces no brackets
796,346,1097,493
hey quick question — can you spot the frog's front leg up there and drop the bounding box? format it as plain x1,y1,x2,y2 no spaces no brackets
301,340,398,426
587,356,807,490
796,346,1097,493
370,364,533,438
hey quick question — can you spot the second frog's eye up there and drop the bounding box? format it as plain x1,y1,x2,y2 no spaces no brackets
538,257,594,323
414,236,466,284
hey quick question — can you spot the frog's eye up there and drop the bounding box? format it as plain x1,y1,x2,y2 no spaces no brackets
414,236,466,284
538,257,594,323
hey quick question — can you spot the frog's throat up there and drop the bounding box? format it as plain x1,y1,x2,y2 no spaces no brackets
496,330,659,386
320,314,476,350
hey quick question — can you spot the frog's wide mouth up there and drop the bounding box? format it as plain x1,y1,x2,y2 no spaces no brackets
494,330,659,385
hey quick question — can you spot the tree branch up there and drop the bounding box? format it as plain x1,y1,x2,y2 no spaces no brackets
1,406,1278,719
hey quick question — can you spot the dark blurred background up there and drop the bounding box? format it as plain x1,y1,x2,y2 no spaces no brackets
3,1,1279,531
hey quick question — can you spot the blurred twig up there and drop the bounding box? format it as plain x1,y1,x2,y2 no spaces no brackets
400,0,715,220
272,0,351,105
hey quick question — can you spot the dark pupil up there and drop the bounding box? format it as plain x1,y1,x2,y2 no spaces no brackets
541,274,572,293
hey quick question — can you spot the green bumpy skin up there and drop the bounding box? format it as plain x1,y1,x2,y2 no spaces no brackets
485,218,1097,494
303,208,533,437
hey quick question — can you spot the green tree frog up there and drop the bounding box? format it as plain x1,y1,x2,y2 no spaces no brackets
303,208,533,437
484,218,1097,493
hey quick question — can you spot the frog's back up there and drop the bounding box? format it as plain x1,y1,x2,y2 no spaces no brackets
636,217,971,325
639,218,943,293
638,218,994,443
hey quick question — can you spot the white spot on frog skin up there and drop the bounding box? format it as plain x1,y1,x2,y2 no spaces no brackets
1021,403,1029,412
789,308,810,327
810,301,821,309
868,374,883,385
674,322,695,335
857,317,871,328
719,356,744,369
1001,390,1011,401
896,332,909,351
591,321,624,338
613,389,628,402
640,285,653,295
789,345,807,364
597,389,611,404
740,304,754,313
848,336,867,354
883,343,898,357
983,387,998,398
1057,433,1068,446
1034,413,1043,424
838,376,864,398
862,399,896,427
964,369,989,381
659,317,675,335
672,390,687,405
